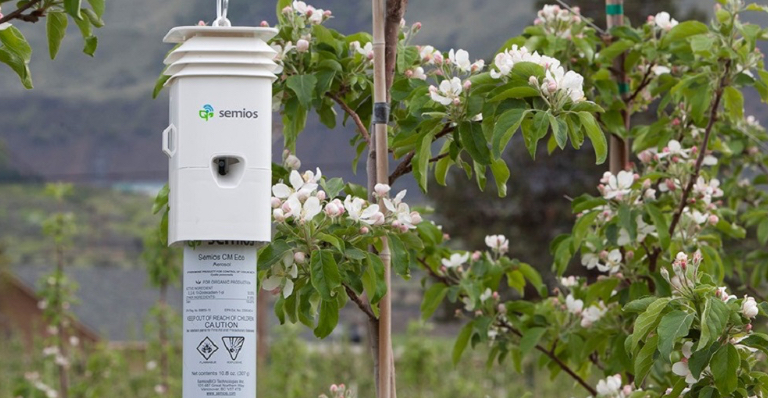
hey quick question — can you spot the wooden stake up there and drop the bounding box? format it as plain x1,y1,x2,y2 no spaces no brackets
372,0,392,397
606,0,630,174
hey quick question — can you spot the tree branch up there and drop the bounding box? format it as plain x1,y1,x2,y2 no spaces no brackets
626,63,655,104
667,60,731,240
499,318,597,396
384,0,409,96
388,124,454,185
0,0,45,24
326,92,371,143
344,284,377,320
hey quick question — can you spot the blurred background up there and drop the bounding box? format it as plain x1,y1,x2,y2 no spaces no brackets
1,0,766,397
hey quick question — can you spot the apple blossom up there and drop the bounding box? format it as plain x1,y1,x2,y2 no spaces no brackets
273,208,286,222
715,286,737,302
651,65,671,76
479,288,493,303
294,251,306,264
651,11,679,30
596,374,622,397
284,195,322,222
409,67,427,80
296,39,310,52
580,302,607,327
671,342,699,384
484,234,509,254
561,276,578,287
442,252,469,269
356,42,374,60
565,294,583,314
374,183,391,197
657,140,691,159
600,170,634,200
429,77,463,106
742,296,758,318
262,253,298,298
448,49,471,72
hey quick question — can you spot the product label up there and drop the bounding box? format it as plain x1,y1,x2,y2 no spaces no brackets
183,242,257,398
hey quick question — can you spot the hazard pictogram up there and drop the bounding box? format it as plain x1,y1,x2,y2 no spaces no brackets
196,336,218,360
221,336,245,360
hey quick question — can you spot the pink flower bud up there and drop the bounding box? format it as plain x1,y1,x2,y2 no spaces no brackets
410,212,423,224
665,179,676,191
282,6,292,14
747,323,753,331
374,183,391,196
367,51,374,60
497,304,507,314
271,197,282,208
529,76,539,86
625,251,634,260
330,385,338,393
260,20,269,27
294,252,306,264
305,8,314,17
405,70,413,78
642,179,652,190
273,209,286,222
297,39,310,53
547,81,558,93
399,224,409,233
492,291,500,300
672,156,680,163
360,226,369,234
441,266,448,273
452,97,461,106
323,10,332,17
534,18,542,25
434,69,443,76
463,80,472,90
433,53,443,64
647,15,655,23
633,173,640,181
471,251,481,261
572,6,580,14
413,22,422,30
672,118,680,126
599,250,609,260
443,233,450,241
316,191,327,201
198,20,207,26
281,202,292,213
708,215,719,225
392,220,402,228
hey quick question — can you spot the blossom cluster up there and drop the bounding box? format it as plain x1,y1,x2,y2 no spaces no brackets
424,47,485,118
24,372,58,398
534,4,583,39
490,45,585,105
595,374,638,398
648,11,679,31
271,1,333,68
565,293,608,328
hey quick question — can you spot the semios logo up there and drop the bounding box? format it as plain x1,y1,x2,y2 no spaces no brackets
199,104,215,121
198,104,259,121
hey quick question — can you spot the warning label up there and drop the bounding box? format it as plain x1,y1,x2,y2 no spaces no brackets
183,243,256,398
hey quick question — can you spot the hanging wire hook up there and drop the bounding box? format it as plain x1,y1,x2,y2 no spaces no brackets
213,0,231,27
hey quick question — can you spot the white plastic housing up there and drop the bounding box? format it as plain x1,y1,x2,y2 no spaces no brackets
162,26,278,245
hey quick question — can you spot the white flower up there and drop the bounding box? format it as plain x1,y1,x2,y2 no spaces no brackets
672,342,699,384
356,42,373,59
597,249,622,274
292,1,309,14
657,140,691,159
271,41,295,62
596,374,622,397
580,302,607,327
653,12,678,30
410,67,427,80
146,360,158,371
693,177,723,203
284,195,322,222
394,202,419,229
442,252,469,268
618,216,657,245
561,276,578,287
344,196,384,225
716,286,737,302
581,252,600,270
374,183,391,197
324,199,344,218
419,45,440,63
284,154,301,170
262,253,298,298
651,65,671,76
602,170,634,200
429,77,463,106
272,170,318,199
484,235,509,254
565,294,583,314
742,296,759,318
308,8,324,24
448,49,471,72
296,39,310,53
69,336,79,347
479,288,493,303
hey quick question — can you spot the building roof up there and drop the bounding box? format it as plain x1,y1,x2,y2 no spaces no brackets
11,265,182,342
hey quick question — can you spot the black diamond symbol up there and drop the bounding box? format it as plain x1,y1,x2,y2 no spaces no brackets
196,337,218,360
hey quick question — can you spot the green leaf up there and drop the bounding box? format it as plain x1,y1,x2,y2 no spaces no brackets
699,296,730,349
489,86,540,102
689,343,717,378
723,86,744,120
624,297,658,313
74,14,92,37
646,203,671,250
517,262,545,297
598,39,633,63
632,297,670,352
152,184,170,214
492,108,528,158
578,112,607,164
522,111,549,159
64,0,82,19
586,278,620,303
0,47,32,89
519,327,547,356
421,283,448,320
489,158,510,197
413,131,434,192
662,21,709,47
153,74,171,99
548,113,567,149
285,74,318,108
82,8,104,28
46,12,68,60
257,240,292,271
0,26,32,62
82,35,98,56
388,234,410,278
87,0,105,17
657,310,694,361
459,121,491,165
316,232,343,252
453,321,473,365
314,297,339,338
757,219,768,245
310,250,341,301
711,344,739,394
634,335,658,387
